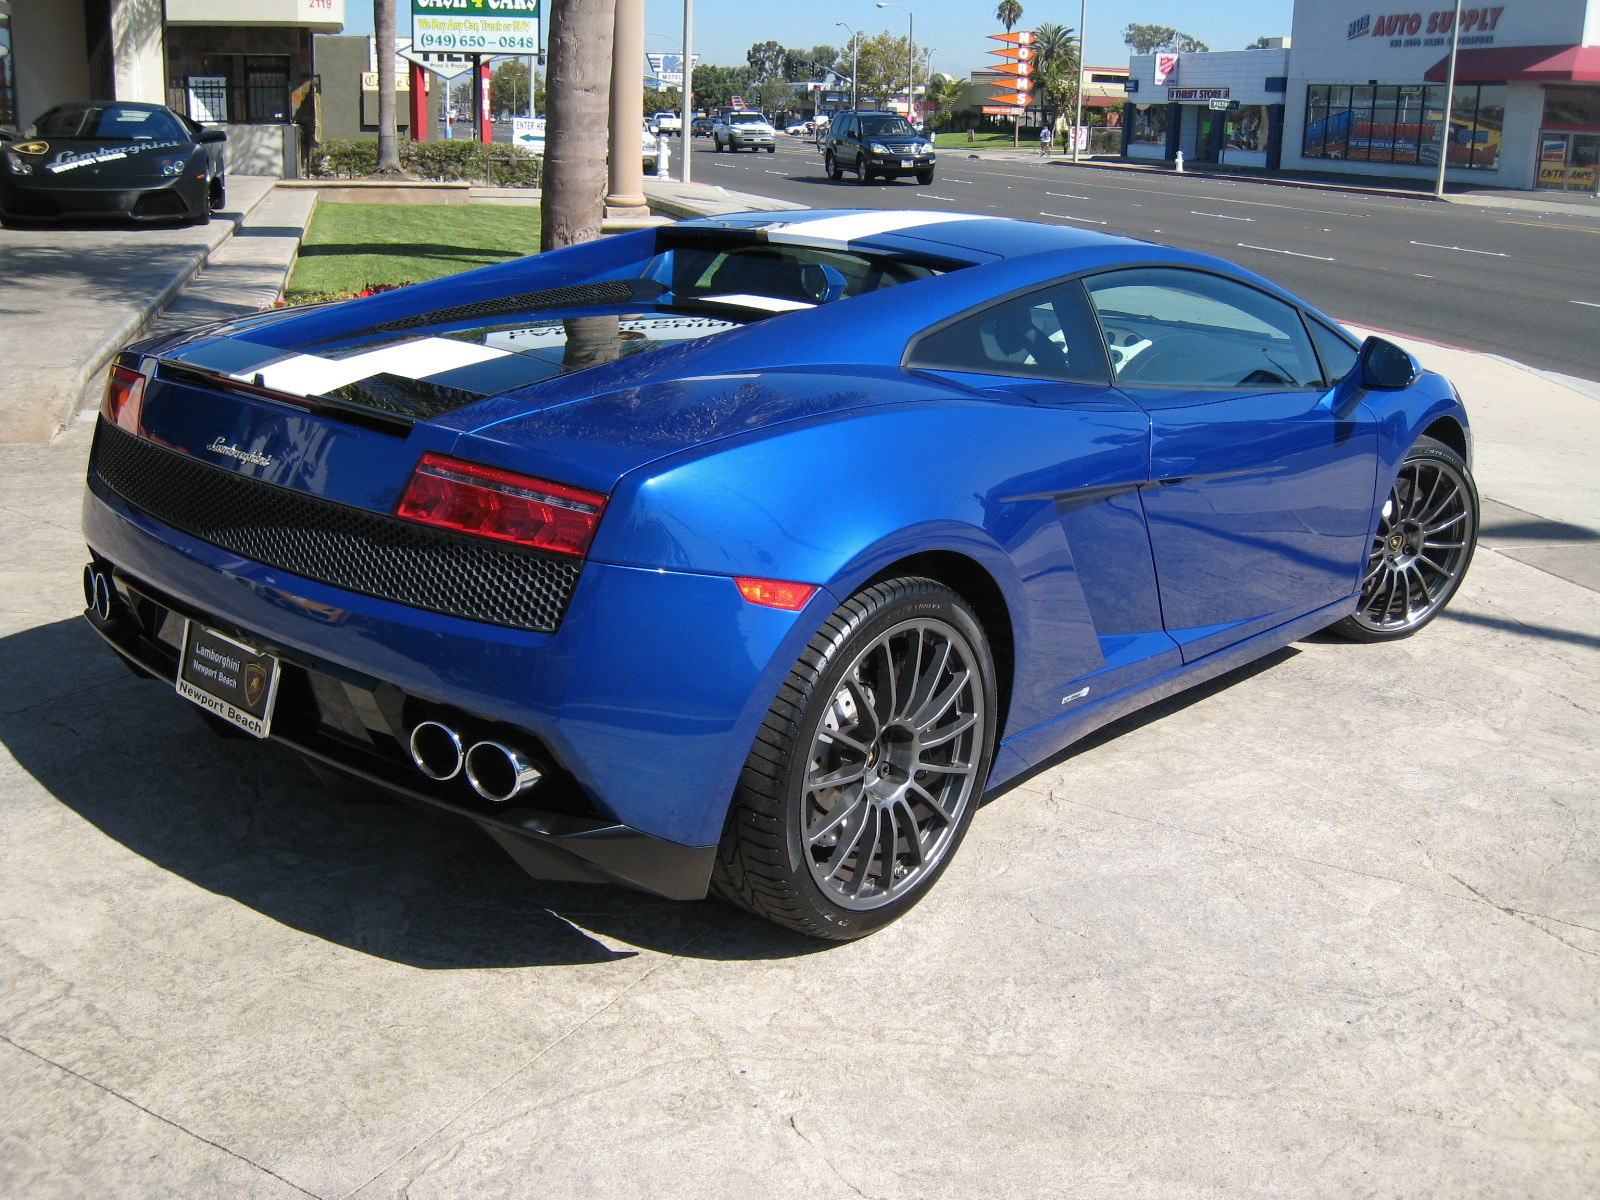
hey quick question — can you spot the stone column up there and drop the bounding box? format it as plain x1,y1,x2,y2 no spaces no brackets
605,0,647,214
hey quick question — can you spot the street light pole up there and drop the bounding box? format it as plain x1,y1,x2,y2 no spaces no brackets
835,22,857,110
877,2,914,122
1070,0,1087,162
1432,0,1464,199
679,0,694,182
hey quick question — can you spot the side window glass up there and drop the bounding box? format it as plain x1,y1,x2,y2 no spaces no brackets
1307,317,1360,386
1084,268,1322,389
908,280,1110,384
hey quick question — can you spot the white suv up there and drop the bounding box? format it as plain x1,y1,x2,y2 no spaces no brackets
712,111,776,153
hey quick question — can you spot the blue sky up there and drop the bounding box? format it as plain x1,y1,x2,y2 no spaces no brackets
349,1,1294,78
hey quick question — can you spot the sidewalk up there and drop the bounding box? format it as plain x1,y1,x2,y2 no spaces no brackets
0,177,285,444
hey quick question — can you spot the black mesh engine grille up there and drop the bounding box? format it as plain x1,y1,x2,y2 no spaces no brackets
90,420,583,633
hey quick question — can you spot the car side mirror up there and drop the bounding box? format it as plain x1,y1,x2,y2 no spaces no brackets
195,127,227,144
800,263,849,304
1358,336,1420,389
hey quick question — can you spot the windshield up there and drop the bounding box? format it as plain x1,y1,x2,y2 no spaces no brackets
858,116,917,138
727,112,768,124
35,105,187,141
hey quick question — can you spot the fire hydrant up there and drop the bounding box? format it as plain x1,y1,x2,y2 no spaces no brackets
1174,150,1185,173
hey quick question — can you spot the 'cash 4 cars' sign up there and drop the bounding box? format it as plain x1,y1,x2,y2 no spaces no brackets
411,0,540,54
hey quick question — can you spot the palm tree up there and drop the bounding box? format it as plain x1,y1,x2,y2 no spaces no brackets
1031,21,1079,128
995,0,1023,33
541,0,617,251
373,0,401,175
925,75,969,131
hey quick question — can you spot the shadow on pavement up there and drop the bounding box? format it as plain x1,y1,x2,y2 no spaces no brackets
0,616,828,968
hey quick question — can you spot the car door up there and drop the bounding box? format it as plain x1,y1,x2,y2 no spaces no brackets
1083,267,1378,662
907,279,1182,733
831,116,856,168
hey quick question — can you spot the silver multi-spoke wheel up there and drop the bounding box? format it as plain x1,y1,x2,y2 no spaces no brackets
1337,436,1477,641
802,619,983,910
712,577,996,940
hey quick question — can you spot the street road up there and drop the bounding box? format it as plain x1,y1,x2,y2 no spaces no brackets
672,136,1600,383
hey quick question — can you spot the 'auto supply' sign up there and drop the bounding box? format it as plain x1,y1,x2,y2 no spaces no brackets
1347,6,1505,47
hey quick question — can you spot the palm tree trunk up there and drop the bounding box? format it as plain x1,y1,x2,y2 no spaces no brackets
374,0,402,175
542,0,617,251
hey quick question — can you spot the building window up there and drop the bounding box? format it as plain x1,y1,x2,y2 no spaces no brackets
1226,105,1270,153
1129,103,1168,145
1302,83,1503,170
1543,86,1600,129
0,3,13,130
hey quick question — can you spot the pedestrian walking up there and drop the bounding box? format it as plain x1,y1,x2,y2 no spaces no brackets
1039,124,1053,156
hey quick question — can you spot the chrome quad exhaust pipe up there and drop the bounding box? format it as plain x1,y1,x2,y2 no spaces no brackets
464,740,542,803
408,720,465,781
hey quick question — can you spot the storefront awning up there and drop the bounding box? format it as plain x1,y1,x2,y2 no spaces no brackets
1423,44,1600,84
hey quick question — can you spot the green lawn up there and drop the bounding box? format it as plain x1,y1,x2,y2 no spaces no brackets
935,131,1044,152
285,202,541,301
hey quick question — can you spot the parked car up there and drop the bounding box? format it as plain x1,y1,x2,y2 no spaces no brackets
712,110,775,153
81,210,1478,940
824,110,935,184
0,101,225,224
641,124,662,173
785,120,815,136
650,111,682,134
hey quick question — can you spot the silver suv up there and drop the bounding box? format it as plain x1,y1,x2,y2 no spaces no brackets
713,111,776,153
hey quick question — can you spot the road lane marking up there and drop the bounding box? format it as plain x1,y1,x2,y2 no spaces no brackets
1409,240,1508,256
1236,243,1335,261
1499,220,1600,235
1079,180,1367,215
1041,211,1108,224
1572,300,1600,308
1415,273,1434,278
764,170,788,175
1191,211,1254,221
1046,191,1090,199
918,194,959,201
944,177,976,184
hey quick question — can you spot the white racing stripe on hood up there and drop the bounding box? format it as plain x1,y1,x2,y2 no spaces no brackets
761,210,994,250
234,337,507,397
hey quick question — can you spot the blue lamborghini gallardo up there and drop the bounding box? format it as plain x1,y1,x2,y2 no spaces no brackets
82,210,1478,939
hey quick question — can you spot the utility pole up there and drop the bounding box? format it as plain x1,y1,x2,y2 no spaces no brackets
836,22,857,109
679,0,694,182
1432,0,1464,199
1070,0,1087,162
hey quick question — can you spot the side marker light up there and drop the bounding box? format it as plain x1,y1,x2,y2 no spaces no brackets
736,577,818,610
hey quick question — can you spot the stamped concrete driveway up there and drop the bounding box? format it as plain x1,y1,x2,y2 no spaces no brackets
0,350,1595,1196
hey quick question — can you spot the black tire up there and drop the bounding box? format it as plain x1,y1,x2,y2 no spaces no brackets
711,577,997,940
856,162,874,184
825,152,843,181
714,137,724,152
916,169,935,185
1329,435,1478,642
766,145,776,153
211,175,226,209
187,184,213,226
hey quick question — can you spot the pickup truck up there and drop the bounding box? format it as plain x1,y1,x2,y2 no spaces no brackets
711,111,776,153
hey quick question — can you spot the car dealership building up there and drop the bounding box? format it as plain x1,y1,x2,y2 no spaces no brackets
1124,0,1599,193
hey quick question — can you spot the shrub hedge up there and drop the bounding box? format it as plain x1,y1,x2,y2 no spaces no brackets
306,139,542,187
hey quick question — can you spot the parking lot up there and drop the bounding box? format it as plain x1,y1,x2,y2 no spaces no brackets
0,184,1596,1198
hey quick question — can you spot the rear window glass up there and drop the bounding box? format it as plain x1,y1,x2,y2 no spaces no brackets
656,242,942,310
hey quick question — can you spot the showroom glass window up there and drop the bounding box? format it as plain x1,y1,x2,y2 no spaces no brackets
1128,103,1168,145
0,5,13,129
1226,105,1270,152
1303,83,1502,169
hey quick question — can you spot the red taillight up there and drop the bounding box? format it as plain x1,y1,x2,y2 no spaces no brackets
736,577,818,610
102,364,146,432
395,453,607,557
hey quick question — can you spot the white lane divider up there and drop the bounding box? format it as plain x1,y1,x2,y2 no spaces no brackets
1192,211,1254,221
1572,300,1600,308
944,177,976,184
1236,243,1335,261
1046,191,1090,199
1409,240,1508,257
917,194,959,201
764,170,788,175
1041,211,1108,225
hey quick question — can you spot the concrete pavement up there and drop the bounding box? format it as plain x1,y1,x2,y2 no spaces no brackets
0,177,280,444
0,176,1595,1199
